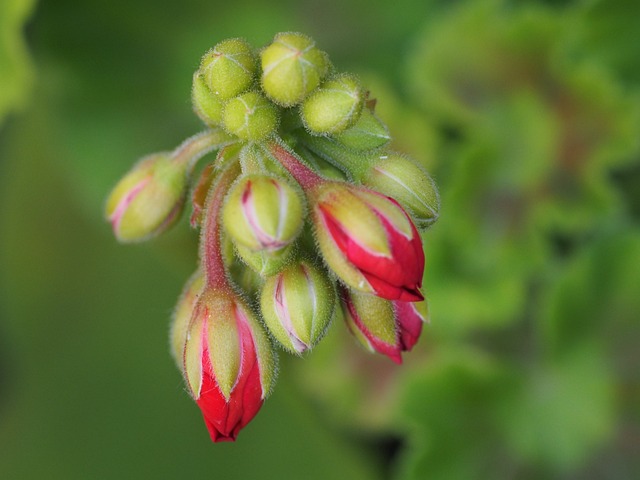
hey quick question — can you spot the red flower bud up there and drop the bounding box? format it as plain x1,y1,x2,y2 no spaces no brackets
342,288,428,364
314,183,425,302
182,288,275,442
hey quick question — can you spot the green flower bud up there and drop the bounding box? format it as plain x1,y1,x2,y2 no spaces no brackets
200,38,257,101
223,174,305,252
192,72,225,126
363,153,440,227
105,153,187,242
333,109,390,151
260,261,335,354
301,74,364,135
223,91,278,141
261,32,329,107
235,242,295,277
169,270,205,365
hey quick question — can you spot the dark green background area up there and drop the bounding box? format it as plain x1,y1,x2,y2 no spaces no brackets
1,0,639,479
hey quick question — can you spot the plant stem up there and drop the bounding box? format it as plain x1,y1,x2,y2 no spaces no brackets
200,161,241,289
267,140,323,190
173,129,236,173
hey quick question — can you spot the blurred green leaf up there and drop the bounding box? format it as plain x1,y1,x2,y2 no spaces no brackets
542,229,640,361
0,0,35,127
394,348,512,480
498,343,615,471
578,0,640,85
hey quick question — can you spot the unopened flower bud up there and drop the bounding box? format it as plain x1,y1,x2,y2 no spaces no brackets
362,153,440,227
333,109,390,151
341,288,402,363
200,38,257,101
192,72,225,126
312,183,425,301
235,242,295,276
342,289,428,363
260,261,335,354
301,74,364,135
105,153,187,242
223,91,278,141
223,174,305,252
169,270,205,363
183,287,276,442
261,32,329,106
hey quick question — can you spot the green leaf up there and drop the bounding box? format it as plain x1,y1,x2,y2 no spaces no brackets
497,343,616,471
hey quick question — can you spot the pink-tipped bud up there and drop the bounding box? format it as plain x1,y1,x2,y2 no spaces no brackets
312,183,425,301
260,261,335,354
223,174,305,252
105,153,187,242
341,288,429,363
182,287,276,442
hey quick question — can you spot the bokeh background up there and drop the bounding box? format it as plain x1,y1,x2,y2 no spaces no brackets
1,0,639,478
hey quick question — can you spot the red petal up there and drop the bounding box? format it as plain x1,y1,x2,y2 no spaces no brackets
394,301,424,351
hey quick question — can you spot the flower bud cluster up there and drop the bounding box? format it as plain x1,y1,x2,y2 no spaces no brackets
106,32,440,442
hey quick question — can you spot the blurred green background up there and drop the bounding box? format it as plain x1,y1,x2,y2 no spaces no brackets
1,0,639,478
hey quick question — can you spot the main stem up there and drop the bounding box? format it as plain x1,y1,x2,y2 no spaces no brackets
200,161,241,289
173,129,235,173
